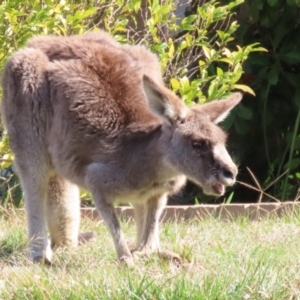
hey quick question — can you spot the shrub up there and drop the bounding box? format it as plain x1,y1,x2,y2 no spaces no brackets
0,0,262,206
224,0,300,202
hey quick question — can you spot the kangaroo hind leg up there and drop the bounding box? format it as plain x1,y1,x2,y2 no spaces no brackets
46,175,94,249
46,175,81,248
1,47,53,263
14,158,51,264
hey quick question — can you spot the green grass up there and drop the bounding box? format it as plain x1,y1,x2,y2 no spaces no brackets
2,209,300,299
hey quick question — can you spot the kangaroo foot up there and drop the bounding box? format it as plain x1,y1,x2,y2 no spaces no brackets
78,232,94,245
158,250,182,265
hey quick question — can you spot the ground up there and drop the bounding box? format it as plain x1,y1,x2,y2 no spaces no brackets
1,209,300,299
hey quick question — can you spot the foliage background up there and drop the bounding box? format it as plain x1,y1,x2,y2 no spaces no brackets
226,0,300,203
0,0,298,206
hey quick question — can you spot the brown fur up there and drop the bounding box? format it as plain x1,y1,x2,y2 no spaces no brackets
1,31,242,264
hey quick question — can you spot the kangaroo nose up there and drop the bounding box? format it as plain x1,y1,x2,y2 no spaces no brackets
223,169,234,180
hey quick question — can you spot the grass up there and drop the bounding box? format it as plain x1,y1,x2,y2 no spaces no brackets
1,209,300,299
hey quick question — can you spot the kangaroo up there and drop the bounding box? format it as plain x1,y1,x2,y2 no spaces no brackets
1,32,242,265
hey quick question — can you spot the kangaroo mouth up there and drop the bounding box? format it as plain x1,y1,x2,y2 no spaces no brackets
212,182,225,195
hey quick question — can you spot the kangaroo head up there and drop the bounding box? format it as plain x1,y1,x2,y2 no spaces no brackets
143,76,242,196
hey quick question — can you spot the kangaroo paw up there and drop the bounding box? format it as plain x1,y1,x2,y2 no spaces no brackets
31,255,52,266
119,254,134,267
78,232,94,245
158,250,182,265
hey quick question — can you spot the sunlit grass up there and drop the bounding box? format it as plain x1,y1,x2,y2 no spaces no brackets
1,209,300,299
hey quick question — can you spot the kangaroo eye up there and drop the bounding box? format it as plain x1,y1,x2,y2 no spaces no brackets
192,140,210,152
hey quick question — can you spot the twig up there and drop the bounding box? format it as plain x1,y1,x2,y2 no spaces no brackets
0,159,13,163
237,180,280,203
237,167,299,203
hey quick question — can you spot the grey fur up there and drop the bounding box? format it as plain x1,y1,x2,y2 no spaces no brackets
1,32,242,264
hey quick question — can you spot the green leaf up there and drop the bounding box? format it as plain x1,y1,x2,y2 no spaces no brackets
82,8,97,19
234,84,255,96
180,76,190,91
284,72,298,88
181,15,197,30
0,153,13,169
268,64,280,85
157,5,172,15
202,46,211,59
217,58,232,65
150,0,159,13
235,104,253,120
198,60,205,67
249,47,268,52
295,88,300,108
216,67,223,77
226,192,234,204
267,0,278,6
281,50,300,64
182,14,197,25
273,25,289,48
208,82,217,99
132,0,141,13
170,78,180,91
287,0,297,6
284,158,300,171
234,117,250,135
184,34,192,46
285,133,300,149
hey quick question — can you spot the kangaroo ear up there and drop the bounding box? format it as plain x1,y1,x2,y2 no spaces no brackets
142,75,176,121
195,93,242,124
